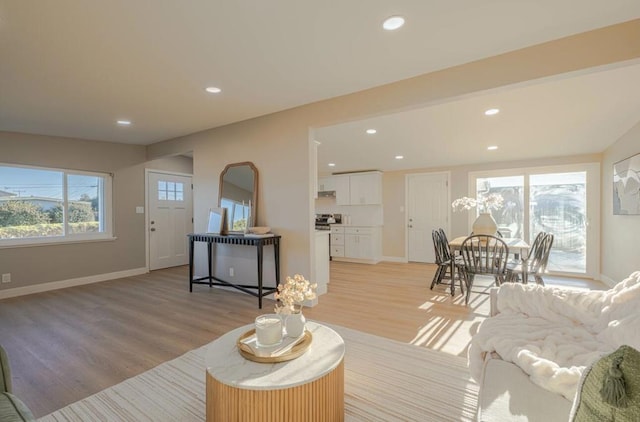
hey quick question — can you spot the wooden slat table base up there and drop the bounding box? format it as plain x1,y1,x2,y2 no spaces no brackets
206,359,344,422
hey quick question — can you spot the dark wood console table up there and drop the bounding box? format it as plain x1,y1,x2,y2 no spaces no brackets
188,233,281,308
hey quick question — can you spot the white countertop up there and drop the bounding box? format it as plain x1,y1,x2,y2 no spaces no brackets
205,321,345,390
330,224,381,227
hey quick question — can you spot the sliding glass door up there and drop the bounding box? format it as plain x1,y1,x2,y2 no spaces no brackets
530,172,586,273
472,163,599,277
476,175,524,239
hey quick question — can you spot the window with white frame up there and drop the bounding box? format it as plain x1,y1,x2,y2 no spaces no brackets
0,164,112,245
157,180,184,201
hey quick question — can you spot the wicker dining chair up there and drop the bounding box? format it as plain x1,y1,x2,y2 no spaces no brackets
459,234,509,305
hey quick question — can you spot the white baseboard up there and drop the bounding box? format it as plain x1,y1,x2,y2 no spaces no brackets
316,283,328,296
0,267,149,300
382,256,409,263
332,257,381,265
599,274,617,288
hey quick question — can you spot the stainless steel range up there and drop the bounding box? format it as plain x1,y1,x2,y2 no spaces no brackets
315,213,341,230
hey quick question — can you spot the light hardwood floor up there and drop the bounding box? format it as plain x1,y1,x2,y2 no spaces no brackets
0,261,604,417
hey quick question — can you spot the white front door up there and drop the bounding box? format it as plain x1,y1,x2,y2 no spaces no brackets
148,171,193,270
407,173,449,263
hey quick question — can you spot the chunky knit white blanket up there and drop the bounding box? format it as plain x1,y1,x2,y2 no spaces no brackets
468,271,640,401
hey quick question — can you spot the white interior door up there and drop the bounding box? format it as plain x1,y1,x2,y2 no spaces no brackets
407,173,449,263
148,172,193,270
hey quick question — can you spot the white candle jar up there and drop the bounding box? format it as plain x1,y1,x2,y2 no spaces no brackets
254,314,283,347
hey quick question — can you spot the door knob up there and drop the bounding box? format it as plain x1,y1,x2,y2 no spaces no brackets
150,228,156,232
151,221,155,224
409,225,413,228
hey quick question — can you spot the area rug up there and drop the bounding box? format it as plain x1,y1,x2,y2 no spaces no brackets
39,324,479,422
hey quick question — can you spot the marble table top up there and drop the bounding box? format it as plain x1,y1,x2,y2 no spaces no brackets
205,320,345,390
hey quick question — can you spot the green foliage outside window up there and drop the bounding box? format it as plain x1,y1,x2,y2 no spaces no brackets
49,202,96,223
0,200,98,239
0,200,49,226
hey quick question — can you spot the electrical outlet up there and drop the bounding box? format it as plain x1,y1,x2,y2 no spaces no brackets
1,273,11,283
229,267,234,277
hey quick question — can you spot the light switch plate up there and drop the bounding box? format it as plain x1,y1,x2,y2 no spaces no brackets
1,273,11,283
136,206,144,214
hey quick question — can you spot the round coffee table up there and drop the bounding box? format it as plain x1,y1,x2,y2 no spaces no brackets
205,321,345,422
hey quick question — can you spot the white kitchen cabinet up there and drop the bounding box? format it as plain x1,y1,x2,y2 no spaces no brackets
319,172,381,205
344,227,376,260
330,226,345,257
334,175,350,205
330,245,345,257
317,176,336,192
349,172,382,205
330,233,344,246
330,225,380,264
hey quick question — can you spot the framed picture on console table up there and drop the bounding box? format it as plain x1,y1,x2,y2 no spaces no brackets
613,152,640,215
207,207,227,234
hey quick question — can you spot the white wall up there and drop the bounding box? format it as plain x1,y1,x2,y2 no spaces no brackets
147,21,640,286
315,197,383,226
601,119,640,285
380,153,602,259
0,134,193,293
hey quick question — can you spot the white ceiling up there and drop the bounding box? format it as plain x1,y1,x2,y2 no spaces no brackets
1,1,640,150
316,62,640,173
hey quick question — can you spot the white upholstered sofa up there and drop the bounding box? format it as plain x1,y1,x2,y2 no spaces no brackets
470,272,640,421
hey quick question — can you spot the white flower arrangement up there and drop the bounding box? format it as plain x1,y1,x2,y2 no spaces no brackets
452,193,504,213
274,274,317,315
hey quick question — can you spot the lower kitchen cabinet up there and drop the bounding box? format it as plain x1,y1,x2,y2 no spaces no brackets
330,226,381,264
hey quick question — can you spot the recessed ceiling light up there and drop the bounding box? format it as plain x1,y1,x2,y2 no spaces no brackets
205,86,222,94
366,129,377,134
487,146,498,150
328,163,336,167
484,108,500,116
395,155,404,160
383,16,405,31
116,120,131,126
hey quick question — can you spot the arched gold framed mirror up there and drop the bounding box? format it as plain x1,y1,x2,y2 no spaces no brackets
218,162,258,233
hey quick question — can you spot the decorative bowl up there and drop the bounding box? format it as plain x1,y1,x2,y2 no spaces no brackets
248,226,271,235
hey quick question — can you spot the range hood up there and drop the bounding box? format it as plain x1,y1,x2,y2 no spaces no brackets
318,190,336,198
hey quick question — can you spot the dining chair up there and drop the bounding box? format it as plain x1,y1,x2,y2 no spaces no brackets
439,229,466,292
459,234,509,305
505,232,554,285
430,229,464,296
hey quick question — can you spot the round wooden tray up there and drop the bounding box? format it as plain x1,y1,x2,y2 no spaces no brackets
237,328,312,363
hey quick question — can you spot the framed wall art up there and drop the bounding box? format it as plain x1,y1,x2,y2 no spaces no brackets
613,152,640,215
207,207,227,234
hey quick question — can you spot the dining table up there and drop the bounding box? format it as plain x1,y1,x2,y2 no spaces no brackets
448,236,531,294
